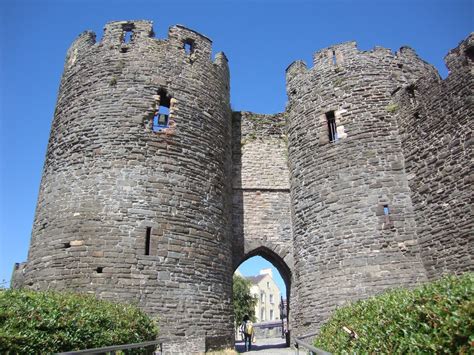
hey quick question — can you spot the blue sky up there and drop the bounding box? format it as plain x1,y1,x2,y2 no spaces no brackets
0,0,472,287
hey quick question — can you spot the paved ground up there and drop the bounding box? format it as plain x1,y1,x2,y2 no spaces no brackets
235,337,293,354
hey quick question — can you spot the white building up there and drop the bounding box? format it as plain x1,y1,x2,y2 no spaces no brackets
246,268,281,322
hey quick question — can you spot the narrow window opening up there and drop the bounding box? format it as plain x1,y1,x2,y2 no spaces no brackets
332,50,337,65
63,242,71,249
145,227,151,256
153,89,171,132
121,24,135,45
326,111,338,142
96,267,103,273
465,46,474,61
153,107,169,131
184,39,194,55
397,63,404,69
406,85,416,99
123,30,133,44
383,204,392,228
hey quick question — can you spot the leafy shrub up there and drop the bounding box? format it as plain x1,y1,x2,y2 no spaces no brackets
0,289,158,354
314,273,473,354
233,275,258,326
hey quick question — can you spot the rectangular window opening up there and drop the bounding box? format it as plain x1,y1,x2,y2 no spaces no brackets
153,107,169,132
123,30,133,44
465,46,474,61
326,111,338,142
184,39,194,55
153,90,171,132
383,204,392,229
96,267,103,273
63,242,71,249
145,227,151,256
332,50,337,65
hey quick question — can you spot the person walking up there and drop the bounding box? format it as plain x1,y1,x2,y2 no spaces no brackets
240,315,255,351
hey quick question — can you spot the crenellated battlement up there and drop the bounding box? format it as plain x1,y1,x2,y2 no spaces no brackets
169,24,213,60
285,40,440,104
101,20,154,45
65,20,228,72
312,41,358,67
445,32,474,73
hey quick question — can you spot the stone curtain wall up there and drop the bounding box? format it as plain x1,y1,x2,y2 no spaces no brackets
394,34,474,280
22,20,234,350
285,42,436,336
231,112,294,330
231,112,292,268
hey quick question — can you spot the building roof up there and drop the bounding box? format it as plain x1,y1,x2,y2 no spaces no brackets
245,275,267,284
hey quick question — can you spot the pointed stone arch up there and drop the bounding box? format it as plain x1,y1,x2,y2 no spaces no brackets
237,245,292,295
234,244,293,346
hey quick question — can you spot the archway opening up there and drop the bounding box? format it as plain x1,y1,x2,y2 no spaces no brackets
233,247,291,351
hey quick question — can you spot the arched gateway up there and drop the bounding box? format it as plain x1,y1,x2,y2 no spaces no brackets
11,20,473,354
235,246,293,346
232,110,294,345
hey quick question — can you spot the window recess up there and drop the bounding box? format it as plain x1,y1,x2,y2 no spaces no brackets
326,111,338,142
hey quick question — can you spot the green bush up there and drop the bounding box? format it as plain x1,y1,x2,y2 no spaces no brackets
0,289,158,354
314,273,474,354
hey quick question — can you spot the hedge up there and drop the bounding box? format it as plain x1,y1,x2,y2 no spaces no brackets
314,273,474,354
0,289,158,354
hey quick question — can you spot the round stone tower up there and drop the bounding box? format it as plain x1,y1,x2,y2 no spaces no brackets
23,20,233,351
285,42,438,336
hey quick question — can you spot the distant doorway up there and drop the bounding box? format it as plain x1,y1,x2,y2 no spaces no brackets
233,248,291,349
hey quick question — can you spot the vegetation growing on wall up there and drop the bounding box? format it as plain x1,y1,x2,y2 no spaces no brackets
0,289,159,354
239,112,286,147
385,103,399,113
313,273,474,354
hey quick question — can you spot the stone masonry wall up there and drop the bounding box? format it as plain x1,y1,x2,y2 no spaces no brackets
285,42,437,336
231,111,294,330
22,20,234,349
394,34,474,279
232,112,292,268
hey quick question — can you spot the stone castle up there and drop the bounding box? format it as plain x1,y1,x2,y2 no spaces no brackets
12,20,472,352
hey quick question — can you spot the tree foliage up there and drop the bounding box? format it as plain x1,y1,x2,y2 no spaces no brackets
314,273,474,354
233,275,257,326
0,289,158,354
